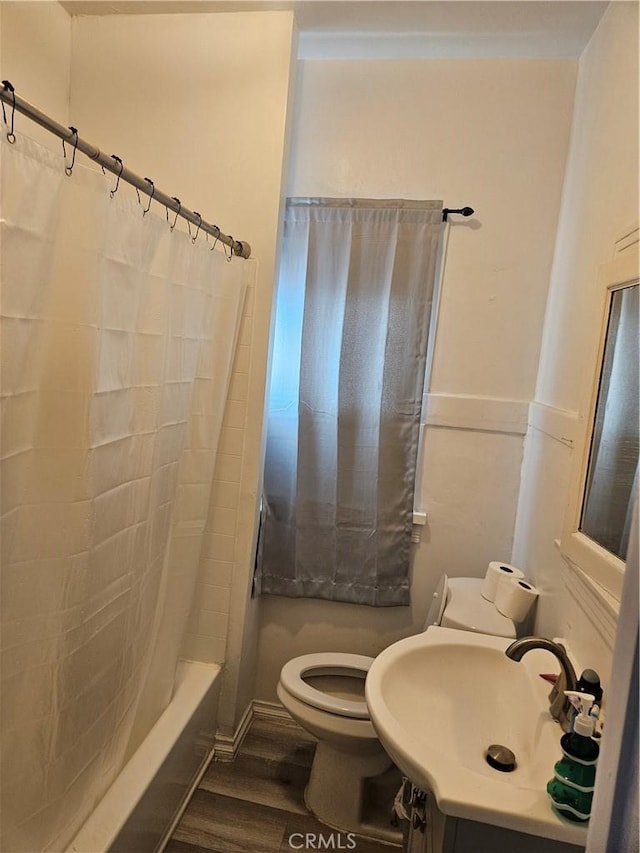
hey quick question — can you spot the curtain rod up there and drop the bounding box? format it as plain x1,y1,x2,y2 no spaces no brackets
0,81,251,259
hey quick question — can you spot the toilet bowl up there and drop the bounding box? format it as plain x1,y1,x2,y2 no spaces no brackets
277,653,395,841
277,575,517,840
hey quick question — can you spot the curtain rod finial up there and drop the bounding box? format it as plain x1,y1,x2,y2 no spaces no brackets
442,206,475,222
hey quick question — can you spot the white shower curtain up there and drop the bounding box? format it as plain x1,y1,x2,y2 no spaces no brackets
0,132,245,851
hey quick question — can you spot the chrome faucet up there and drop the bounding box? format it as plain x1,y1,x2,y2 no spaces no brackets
505,637,578,732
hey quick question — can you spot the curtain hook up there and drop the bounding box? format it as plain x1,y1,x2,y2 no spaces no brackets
191,212,202,243
210,225,221,252
169,197,181,230
142,178,155,215
110,155,124,197
62,126,79,176
224,236,234,262
1,80,16,143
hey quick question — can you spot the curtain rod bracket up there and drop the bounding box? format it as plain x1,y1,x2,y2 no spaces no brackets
442,206,474,222
234,240,251,259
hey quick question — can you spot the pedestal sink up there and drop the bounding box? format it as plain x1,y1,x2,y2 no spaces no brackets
365,626,588,847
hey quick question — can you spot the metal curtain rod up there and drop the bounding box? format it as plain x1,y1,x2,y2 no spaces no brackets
0,81,251,259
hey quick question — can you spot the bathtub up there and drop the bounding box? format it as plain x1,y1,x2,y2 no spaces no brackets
68,661,221,853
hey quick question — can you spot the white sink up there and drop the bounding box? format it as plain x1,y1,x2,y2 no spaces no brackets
365,626,588,846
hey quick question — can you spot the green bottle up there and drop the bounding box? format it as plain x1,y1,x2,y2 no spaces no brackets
546,691,599,822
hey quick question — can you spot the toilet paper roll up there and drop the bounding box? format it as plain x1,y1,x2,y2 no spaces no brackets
481,562,525,602
495,578,539,623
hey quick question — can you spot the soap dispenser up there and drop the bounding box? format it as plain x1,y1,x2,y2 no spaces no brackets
568,669,603,731
547,691,599,822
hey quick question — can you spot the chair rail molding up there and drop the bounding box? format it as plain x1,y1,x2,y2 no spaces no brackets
423,393,529,435
527,401,580,447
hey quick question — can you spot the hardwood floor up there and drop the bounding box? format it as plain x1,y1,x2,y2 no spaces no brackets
165,716,402,853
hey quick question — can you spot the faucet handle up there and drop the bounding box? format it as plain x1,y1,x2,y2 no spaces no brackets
549,666,568,718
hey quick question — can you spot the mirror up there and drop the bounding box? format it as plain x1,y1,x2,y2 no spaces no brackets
580,283,639,560
561,236,639,601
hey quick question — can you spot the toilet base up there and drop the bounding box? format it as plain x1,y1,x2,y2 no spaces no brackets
305,739,398,843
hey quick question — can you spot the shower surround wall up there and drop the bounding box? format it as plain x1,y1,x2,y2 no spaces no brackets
254,57,578,700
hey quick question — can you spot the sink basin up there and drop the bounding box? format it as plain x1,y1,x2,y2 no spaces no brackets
365,626,588,846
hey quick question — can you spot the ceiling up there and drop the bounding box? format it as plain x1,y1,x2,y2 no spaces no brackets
59,1,610,58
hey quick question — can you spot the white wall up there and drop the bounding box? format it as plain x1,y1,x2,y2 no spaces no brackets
255,57,577,702
513,2,639,688
69,10,296,731
0,1,71,148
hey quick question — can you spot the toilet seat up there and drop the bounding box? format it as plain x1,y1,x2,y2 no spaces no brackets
279,653,374,719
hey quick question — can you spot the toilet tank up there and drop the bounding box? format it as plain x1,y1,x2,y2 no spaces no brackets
424,575,516,639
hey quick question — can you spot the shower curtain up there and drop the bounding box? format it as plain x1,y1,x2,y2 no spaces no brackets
0,132,245,852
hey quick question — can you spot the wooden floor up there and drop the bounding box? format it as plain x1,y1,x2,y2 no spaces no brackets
165,716,402,853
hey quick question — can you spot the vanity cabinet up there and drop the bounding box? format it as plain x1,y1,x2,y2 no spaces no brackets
404,784,585,853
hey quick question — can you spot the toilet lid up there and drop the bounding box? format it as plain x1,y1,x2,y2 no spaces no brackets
280,653,374,719
424,573,449,629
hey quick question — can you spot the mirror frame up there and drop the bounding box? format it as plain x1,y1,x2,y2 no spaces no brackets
561,236,639,601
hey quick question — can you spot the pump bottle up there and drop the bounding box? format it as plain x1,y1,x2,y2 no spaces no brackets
547,691,599,821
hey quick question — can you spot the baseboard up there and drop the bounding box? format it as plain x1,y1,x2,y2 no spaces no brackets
252,700,295,724
213,700,255,762
213,700,295,762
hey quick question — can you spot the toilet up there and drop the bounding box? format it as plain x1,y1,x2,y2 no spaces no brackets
277,575,517,840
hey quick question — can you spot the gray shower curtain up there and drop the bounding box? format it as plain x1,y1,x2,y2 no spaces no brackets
255,198,442,606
